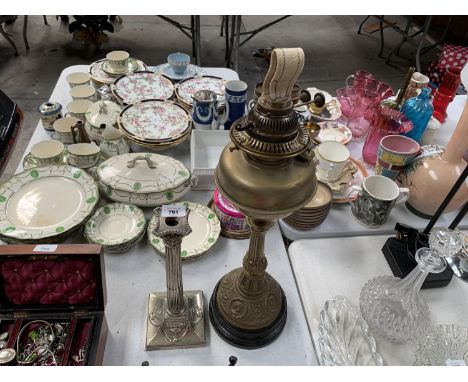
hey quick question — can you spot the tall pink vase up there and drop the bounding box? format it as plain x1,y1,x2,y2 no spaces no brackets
401,97,468,218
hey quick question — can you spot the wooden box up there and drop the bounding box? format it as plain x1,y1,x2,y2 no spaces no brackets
0,244,107,366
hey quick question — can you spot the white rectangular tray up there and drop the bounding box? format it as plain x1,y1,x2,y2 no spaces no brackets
190,129,231,190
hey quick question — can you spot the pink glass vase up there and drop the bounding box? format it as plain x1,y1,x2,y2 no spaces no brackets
362,104,413,165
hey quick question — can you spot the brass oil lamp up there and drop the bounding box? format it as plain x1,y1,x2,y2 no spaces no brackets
209,48,317,348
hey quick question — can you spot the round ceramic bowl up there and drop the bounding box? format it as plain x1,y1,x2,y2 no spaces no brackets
66,72,91,88
69,85,96,101
30,140,64,166
67,143,101,169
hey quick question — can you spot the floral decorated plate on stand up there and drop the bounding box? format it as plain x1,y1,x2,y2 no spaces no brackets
175,75,226,110
84,203,146,253
308,97,342,122
147,201,221,262
112,72,175,105
151,63,204,82
89,58,147,86
318,158,368,204
0,165,99,243
316,121,352,145
118,99,191,144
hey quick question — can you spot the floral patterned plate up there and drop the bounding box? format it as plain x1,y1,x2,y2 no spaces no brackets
316,121,352,145
84,203,146,247
0,165,99,241
147,201,221,261
89,58,147,85
151,63,204,81
112,71,174,105
175,76,226,108
118,99,190,142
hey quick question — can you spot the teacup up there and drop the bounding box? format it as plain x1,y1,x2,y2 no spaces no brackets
66,99,93,120
167,52,190,75
106,51,130,72
67,143,101,169
30,140,65,166
66,72,91,88
223,80,248,129
52,116,81,144
315,141,350,182
347,175,409,228
69,85,96,101
375,135,420,180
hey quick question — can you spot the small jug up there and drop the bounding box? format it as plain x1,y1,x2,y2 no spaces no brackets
191,90,227,130
99,123,130,158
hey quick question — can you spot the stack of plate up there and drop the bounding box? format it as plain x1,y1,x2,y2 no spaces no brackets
89,58,147,86
147,201,221,262
111,71,174,105
84,203,146,253
0,165,99,244
175,76,226,111
283,181,333,231
118,99,191,150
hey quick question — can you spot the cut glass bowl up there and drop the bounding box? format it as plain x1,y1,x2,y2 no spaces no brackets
318,296,384,366
414,324,468,365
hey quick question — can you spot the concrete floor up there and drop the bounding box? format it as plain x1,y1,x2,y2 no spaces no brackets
0,15,438,181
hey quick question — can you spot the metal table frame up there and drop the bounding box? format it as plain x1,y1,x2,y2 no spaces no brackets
157,15,201,66
357,15,455,72
222,15,291,71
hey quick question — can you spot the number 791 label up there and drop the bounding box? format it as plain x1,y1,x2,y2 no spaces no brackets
162,204,186,217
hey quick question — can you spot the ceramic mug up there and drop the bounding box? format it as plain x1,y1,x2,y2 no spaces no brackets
69,85,96,101
375,135,420,180
106,51,130,72
315,141,350,182
66,99,93,120
30,140,65,166
67,143,101,168
167,52,190,75
347,175,409,228
66,72,91,88
223,80,248,130
402,72,429,101
191,90,226,130
52,116,81,144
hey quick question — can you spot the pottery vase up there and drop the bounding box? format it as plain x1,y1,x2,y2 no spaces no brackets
401,97,468,218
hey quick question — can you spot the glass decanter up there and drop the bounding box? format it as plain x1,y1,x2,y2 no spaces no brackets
359,229,462,343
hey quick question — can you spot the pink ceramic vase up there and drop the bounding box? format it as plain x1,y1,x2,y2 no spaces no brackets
401,97,468,218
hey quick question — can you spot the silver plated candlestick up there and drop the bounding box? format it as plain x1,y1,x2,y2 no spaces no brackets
145,207,205,349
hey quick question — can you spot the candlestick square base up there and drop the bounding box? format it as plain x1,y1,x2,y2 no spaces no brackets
145,290,205,350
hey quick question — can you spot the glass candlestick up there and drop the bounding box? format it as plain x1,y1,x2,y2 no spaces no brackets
360,229,462,342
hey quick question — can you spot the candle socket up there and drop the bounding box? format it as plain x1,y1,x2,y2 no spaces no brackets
145,208,205,349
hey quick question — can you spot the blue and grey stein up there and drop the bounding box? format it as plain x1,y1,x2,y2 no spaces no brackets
192,90,224,130
223,80,248,130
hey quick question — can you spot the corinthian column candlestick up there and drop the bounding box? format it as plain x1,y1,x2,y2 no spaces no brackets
146,207,205,349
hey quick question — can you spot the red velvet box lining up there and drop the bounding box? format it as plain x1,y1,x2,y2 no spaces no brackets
0,257,98,306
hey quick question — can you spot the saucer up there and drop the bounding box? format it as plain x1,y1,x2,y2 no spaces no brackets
101,58,141,76
316,121,352,145
317,158,368,204
152,63,204,81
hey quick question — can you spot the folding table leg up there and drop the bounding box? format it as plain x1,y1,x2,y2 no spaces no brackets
23,15,29,50
0,24,19,56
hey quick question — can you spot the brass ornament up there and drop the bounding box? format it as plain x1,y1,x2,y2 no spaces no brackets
209,47,317,348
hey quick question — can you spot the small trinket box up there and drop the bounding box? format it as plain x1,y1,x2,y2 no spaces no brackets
0,244,107,366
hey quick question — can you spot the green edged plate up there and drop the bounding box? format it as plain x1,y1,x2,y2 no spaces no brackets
147,201,221,261
84,203,146,247
0,165,99,241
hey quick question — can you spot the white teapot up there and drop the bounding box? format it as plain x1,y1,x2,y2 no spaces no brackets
99,124,130,159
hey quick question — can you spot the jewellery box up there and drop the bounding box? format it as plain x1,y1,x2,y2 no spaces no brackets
0,244,107,366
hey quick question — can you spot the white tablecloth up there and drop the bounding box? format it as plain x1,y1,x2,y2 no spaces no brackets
16,65,317,365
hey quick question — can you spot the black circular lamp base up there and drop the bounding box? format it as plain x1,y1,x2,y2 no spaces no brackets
209,280,287,349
